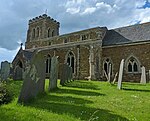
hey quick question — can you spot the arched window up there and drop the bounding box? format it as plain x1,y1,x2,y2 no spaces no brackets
46,55,51,73
127,57,139,73
66,52,75,73
81,35,86,40
48,28,51,38
103,58,112,75
32,28,36,39
36,27,40,38
17,60,23,68
52,30,55,37
128,62,132,72
64,39,68,43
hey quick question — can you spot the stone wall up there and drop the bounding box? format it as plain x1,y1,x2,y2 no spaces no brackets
102,43,150,82
42,45,90,80
25,27,106,49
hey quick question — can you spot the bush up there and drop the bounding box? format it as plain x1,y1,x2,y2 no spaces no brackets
0,81,13,105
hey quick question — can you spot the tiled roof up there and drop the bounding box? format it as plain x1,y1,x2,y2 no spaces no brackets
23,50,34,60
103,22,150,46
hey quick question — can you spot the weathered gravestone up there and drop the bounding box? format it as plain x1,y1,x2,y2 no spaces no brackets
108,64,111,83
13,65,23,80
18,50,46,103
148,70,150,82
49,56,59,91
60,64,73,86
0,61,10,81
117,59,124,90
140,66,146,84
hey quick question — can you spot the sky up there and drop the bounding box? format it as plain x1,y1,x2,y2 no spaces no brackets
0,0,150,64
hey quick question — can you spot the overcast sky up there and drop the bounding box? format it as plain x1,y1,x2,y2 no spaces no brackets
0,0,150,63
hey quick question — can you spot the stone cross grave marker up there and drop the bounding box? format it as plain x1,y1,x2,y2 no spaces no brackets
18,51,46,103
0,61,10,81
140,66,146,84
49,56,59,91
117,59,124,90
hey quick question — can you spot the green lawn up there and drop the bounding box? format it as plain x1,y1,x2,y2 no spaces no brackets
0,80,150,121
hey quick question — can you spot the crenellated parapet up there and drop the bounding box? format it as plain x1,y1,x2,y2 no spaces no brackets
26,14,60,42
29,14,60,27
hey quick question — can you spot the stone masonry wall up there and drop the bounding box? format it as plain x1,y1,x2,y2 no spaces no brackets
25,27,106,49
102,43,150,82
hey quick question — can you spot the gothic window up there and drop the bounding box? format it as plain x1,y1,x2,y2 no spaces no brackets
48,42,51,45
64,39,68,43
66,52,75,73
52,30,55,37
128,62,132,72
32,28,36,39
127,57,139,73
48,28,51,37
36,27,40,38
46,55,51,73
103,58,112,75
17,60,23,68
81,35,86,40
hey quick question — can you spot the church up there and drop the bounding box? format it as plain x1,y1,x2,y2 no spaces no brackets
12,14,150,82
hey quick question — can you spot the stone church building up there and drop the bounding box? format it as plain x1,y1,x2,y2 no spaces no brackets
12,14,150,82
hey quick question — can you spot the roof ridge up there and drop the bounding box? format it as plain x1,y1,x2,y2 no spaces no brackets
110,21,150,31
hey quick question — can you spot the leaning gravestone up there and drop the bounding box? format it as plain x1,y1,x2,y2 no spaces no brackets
1,61,10,81
49,56,59,91
18,50,46,103
117,59,124,90
108,64,111,83
140,66,146,84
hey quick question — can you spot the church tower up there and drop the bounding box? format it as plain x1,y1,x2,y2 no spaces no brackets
26,14,60,43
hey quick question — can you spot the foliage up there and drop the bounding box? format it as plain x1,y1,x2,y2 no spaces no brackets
0,81,13,105
0,80,150,121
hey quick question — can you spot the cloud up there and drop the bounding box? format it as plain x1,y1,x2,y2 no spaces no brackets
0,47,20,63
0,0,150,63
81,7,96,15
66,7,80,14
96,2,113,13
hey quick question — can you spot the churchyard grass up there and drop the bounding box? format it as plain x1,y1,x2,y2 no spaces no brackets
0,80,150,121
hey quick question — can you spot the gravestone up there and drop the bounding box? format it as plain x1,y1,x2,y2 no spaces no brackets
60,64,67,86
13,65,23,80
108,64,111,83
148,70,150,82
68,66,73,82
0,61,10,81
140,66,146,84
117,59,124,90
18,51,46,103
49,56,59,91
112,72,118,84
60,64,72,86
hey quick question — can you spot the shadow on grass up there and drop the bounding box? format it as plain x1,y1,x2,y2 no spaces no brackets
26,94,129,121
54,88,105,96
64,80,101,90
122,88,150,92
122,82,147,86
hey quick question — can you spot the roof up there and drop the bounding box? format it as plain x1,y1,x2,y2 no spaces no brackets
23,50,34,60
103,22,150,46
